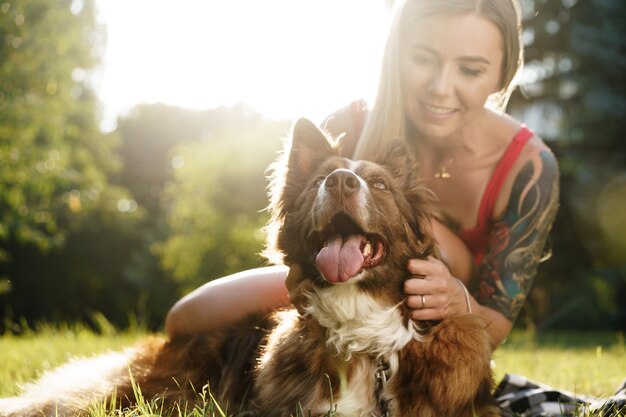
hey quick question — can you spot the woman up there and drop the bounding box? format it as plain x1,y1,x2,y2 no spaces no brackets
165,0,560,351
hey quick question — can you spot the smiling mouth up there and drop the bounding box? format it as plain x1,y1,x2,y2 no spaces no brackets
310,212,386,283
423,104,457,115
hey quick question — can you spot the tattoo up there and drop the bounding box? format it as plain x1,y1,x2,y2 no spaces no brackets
473,150,560,321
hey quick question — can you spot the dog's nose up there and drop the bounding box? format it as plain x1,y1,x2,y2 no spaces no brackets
325,169,360,197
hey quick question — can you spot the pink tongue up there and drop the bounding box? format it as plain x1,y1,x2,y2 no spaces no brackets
316,234,365,283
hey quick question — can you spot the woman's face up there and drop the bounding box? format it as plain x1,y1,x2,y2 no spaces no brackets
401,13,504,141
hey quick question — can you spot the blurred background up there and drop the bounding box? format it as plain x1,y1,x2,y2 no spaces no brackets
0,0,624,333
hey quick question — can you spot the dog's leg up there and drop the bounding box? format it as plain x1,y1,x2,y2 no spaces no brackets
390,315,496,417
254,311,350,416
422,315,495,416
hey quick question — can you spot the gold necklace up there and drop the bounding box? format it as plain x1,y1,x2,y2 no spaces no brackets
434,156,454,179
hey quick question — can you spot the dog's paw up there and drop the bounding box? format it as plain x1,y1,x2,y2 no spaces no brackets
392,315,494,415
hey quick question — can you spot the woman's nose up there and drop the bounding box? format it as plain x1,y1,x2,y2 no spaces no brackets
427,66,454,96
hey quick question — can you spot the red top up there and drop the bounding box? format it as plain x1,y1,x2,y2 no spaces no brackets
459,126,534,265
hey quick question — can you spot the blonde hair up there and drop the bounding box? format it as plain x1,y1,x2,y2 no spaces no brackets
354,0,523,159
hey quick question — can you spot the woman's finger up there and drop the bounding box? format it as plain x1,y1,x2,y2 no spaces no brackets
407,257,447,279
406,293,443,310
404,272,452,296
410,306,446,321
404,276,431,295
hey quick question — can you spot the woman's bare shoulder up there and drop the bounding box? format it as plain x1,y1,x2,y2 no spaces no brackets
320,99,367,144
321,103,352,137
489,112,559,219
489,111,557,169
517,129,559,176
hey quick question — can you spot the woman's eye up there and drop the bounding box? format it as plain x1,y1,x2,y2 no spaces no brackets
412,53,434,66
461,66,482,77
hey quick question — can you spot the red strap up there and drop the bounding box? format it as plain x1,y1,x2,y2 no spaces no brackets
478,126,534,229
460,126,534,264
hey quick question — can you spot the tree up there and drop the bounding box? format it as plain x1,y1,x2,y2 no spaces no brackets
0,0,123,254
155,116,286,291
0,0,141,328
509,0,626,330
112,104,288,312
116,105,285,292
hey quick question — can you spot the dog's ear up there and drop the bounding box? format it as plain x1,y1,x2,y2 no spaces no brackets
264,118,337,263
287,118,335,182
375,140,418,189
377,140,439,258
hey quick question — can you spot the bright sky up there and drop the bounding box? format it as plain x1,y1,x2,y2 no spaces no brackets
95,0,390,131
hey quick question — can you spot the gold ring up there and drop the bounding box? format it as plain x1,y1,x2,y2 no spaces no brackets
420,294,426,309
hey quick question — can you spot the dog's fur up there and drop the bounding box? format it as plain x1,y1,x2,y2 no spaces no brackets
0,119,496,417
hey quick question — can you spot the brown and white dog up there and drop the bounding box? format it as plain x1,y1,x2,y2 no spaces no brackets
0,119,496,417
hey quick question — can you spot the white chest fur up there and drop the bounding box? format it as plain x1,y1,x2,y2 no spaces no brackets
305,284,424,359
304,284,424,416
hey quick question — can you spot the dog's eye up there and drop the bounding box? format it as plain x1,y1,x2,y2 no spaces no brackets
313,177,325,188
371,180,388,190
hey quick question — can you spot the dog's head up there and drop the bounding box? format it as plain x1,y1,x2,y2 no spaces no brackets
266,118,437,301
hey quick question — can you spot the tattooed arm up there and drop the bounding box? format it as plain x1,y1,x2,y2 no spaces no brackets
470,145,560,345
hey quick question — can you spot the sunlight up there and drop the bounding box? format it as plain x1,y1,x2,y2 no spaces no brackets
96,0,390,130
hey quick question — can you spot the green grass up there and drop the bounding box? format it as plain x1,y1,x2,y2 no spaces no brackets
0,316,146,397
1,322,624,416
494,331,626,399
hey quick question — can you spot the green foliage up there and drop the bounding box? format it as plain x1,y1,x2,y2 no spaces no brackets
154,115,287,291
113,103,290,295
0,0,125,253
0,0,149,330
1,98,289,329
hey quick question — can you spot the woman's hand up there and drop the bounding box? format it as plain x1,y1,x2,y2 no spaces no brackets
405,256,471,321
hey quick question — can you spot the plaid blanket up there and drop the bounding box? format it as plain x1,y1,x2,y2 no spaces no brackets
495,374,626,416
